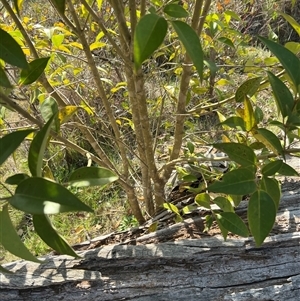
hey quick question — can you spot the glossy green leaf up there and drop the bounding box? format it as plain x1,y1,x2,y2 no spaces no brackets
235,77,262,103
163,3,188,18
216,212,249,237
248,190,276,246
28,114,55,177
68,167,118,187
5,173,29,185
213,196,234,212
134,14,168,70
0,204,40,262
0,28,28,69
51,0,66,14
9,177,93,214
195,192,211,209
259,36,300,92
0,67,12,88
252,128,283,155
33,214,79,257
172,20,203,80
219,116,246,130
267,71,294,118
19,57,50,85
208,168,256,195
261,177,281,209
279,13,300,36
213,143,257,166
0,129,34,166
278,162,299,176
261,160,283,176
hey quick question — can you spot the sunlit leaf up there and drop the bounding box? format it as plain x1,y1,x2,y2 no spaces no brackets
89,42,106,51
163,3,188,18
0,28,28,69
58,106,78,124
134,14,168,70
172,20,203,79
279,13,300,36
163,202,180,214
195,192,211,209
208,168,256,195
19,57,50,85
13,0,24,16
213,143,257,166
252,128,283,155
28,114,55,177
0,129,34,166
52,34,64,48
259,36,300,92
213,196,234,212
216,212,249,237
248,190,276,246
68,166,118,187
0,204,40,262
243,97,256,131
267,71,294,118
33,214,79,257
235,77,262,103
219,116,246,130
9,177,93,214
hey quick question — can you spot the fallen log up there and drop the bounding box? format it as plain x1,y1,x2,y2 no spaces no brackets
1,179,299,301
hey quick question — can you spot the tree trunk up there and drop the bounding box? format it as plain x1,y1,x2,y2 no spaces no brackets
1,180,299,300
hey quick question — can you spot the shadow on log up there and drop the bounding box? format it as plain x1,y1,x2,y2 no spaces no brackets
1,181,300,300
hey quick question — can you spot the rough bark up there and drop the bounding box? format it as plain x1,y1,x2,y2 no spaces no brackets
1,181,299,301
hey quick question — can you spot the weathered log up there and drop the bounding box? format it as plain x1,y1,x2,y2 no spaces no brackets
1,181,299,301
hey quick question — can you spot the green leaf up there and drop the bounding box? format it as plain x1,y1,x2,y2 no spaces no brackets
229,194,243,207
216,212,249,237
68,167,118,187
261,177,281,209
279,13,300,36
0,67,12,88
208,168,256,195
0,204,40,262
259,36,300,92
267,71,294,118
33,214,79,257
9,177,93,214
218,37,235,48
215,216,228,240
0,28,28,69
28,114,55,177
277,162,299,176
195,192,211,209
182,204,197,214
172,20,203,80
40,96,59,131
163,202,180,214
219,116,246,130
0,129,35,166
5,173,29,185
252,128,283,155
254,107,264,124
163,3,188,18
213,143,257,166
134,14,168,70
51,0,66,14
248,190,276,246
235,77,262,103
261,160,283,176
213,196,234,212
19,57,50,85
